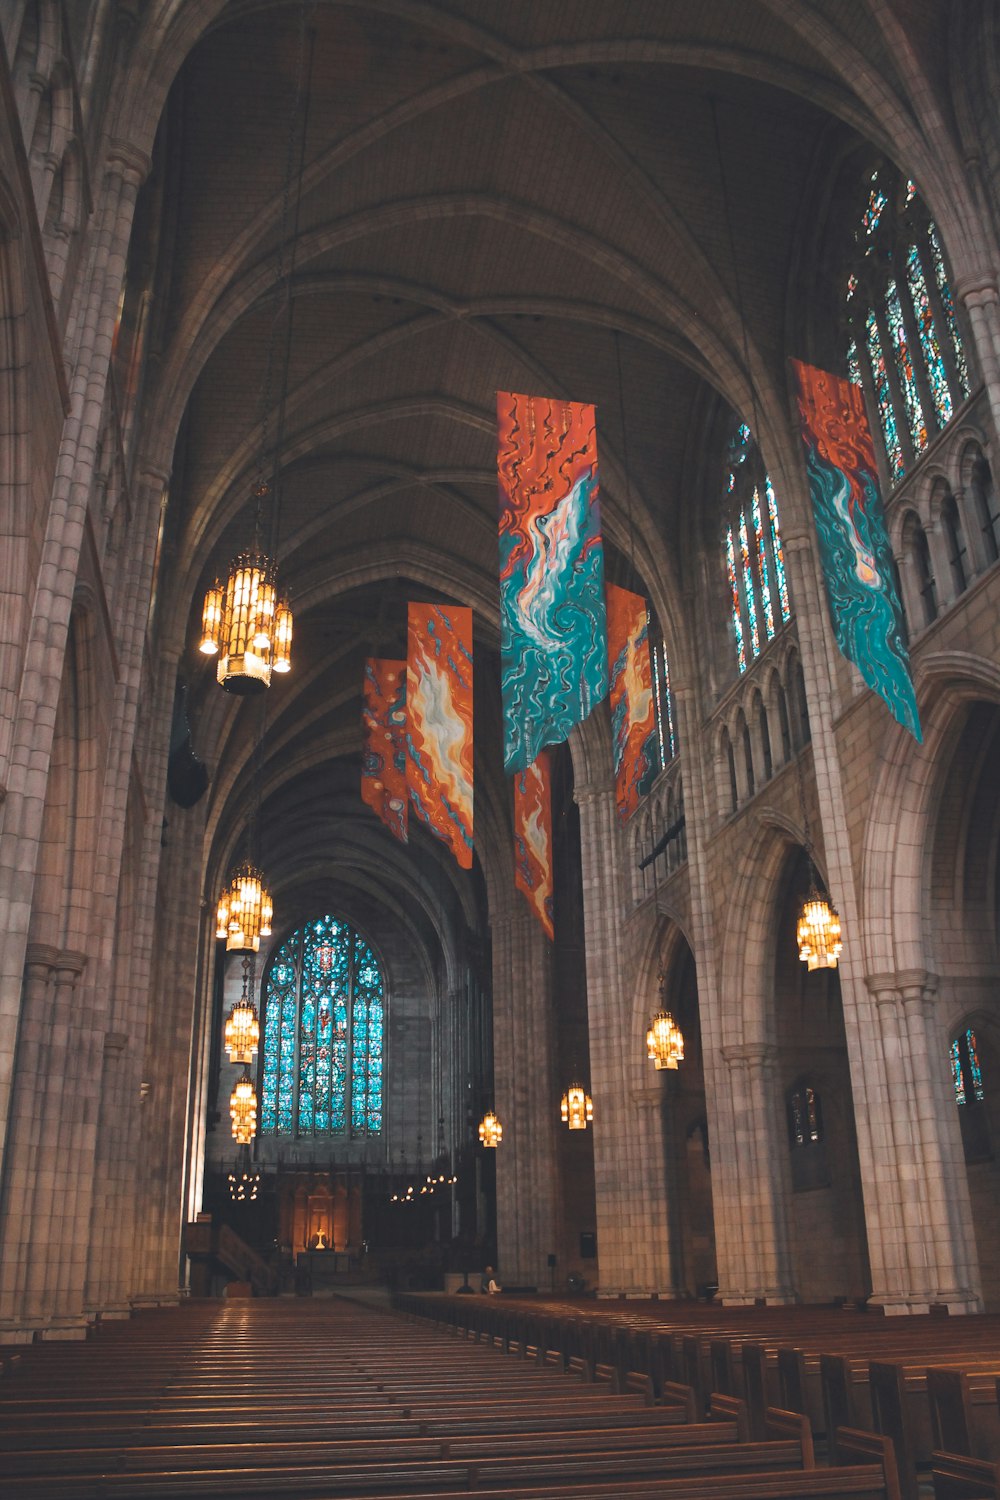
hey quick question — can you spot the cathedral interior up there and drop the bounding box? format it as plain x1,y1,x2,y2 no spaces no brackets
2,0,1000,1346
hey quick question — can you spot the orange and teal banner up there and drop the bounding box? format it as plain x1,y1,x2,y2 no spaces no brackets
498,392,607,773
606,583,658,822
513,749,554,940
361,658,408,843
406,603,474,868
789,359,920,740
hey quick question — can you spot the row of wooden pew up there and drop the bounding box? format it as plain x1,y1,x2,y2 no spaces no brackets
397,1292,1000,1500
0,1295,903,1499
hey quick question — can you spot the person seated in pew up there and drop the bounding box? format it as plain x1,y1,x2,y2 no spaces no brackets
481,1265,501,1294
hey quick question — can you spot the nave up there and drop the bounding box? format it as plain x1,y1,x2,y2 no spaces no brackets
7,1293,1000,1498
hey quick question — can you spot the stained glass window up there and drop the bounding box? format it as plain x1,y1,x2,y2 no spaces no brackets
765,479,791,625
789,1084,823,1146
725,524,746,674
847,173,970,487
928,223,971,396
951,1027,985,1107
861,174,887,238
738,509,760,659
865,309,905,479
905,245,952,427
751,487,775,640
885,277,927,449
261,915,384,1137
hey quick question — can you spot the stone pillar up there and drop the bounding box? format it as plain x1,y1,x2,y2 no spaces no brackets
0,945,90,1340
575,780,676,1296
0,143,148,1176
491,900,559,1286
958,277,1000,443
717,1044,796,1304
865,971,980,1312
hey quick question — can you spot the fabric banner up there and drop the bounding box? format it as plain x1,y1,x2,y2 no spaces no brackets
513,749,554,941
497,391,608,773
406,602,474,868
606,583,658,821
789,358,921,741
361,658,408,843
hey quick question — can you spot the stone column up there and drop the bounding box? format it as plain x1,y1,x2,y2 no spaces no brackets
491,900,559,1286
0,143,147,1177
575,779,676,1296
865,971,980,1312
717,1044,795,1304
958,277,1000,443
0,945,89,1339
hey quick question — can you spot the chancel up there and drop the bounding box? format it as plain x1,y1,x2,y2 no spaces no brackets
2,3,1000,1495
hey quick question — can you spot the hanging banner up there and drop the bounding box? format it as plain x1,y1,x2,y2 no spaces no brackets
361,658,408,843
497,391,608,773
406,602,474,869
789,358,921,741
606,583,658,821
513,749,554,941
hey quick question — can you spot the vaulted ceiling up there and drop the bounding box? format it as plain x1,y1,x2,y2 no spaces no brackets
134,1,967,950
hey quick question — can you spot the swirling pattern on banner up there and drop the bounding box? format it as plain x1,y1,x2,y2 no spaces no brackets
361,658,408,843
789,358,921,741
498,391,608,773
513,749,554,940
406,602,474,869
606,583,658,822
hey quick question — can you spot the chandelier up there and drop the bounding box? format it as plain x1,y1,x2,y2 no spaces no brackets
797,887,842,971
216,860,273,952
228,1166,261,1203
560,1084,593,1131
224,959,260,1065
230,1071,258,1144
200,544,292,695
478,1111,503,1149
647,1009,685,1071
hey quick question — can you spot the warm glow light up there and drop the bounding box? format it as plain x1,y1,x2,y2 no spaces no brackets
216,861,273,952
560,1083,593,1131
202,550,292,694
478,1111,503,1149
200,583,223,654
230,1072,258,1144
225,998,260,1065
797,890,842,971
647,1009,685,1071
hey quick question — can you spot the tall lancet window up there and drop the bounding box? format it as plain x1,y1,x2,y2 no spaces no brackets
845,169,971,486
261,915,384,1137
723,421,791,674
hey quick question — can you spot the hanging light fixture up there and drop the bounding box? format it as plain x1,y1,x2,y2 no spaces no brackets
560,1083,594,1131
646,968,684,1070
478,1111,503,1149
199,18,313,694
230,1071,258,1144
228,1158,261,1203
200,537,291,696
216,859,273,952
797,886,842,971
224,956,261,1064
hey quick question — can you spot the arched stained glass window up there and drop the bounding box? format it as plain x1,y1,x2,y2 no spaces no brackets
261,915,384,1137
845,168,971,485
723,422,792,674
951,1027,985,1107
788,1083,823,1146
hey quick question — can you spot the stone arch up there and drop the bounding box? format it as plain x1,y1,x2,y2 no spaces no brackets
860,653,1000,979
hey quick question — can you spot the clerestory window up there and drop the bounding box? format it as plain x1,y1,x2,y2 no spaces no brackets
845,170,971,486
723,422,791,674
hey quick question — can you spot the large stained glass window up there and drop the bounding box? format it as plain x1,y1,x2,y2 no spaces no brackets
261,915,384,1137
846,169,971,484
724,423,792,674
